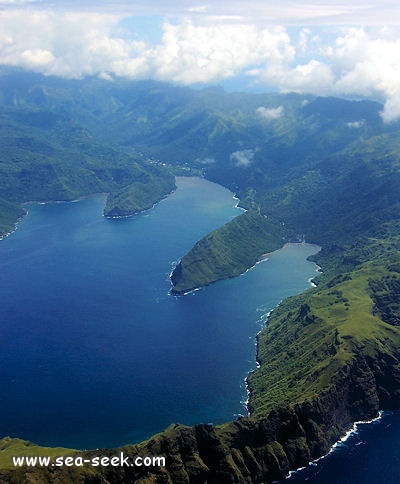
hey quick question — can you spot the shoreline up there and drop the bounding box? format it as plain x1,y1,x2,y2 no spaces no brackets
0,185,178,241
1,177,179,241
170,241,321,296
1,177,396,482
285,411,384,480
169,189,247,296
243,246,321,414
103,185,177,220
241,308,275,413
0,210,28,241
0,193,109,242
170,241,322,421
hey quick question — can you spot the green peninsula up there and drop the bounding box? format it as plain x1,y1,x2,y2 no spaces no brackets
170,210,286,294
0,198,26,238
103,171,176,218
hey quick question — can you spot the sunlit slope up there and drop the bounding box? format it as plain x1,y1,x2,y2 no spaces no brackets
0,437,75,470
248,253,400,417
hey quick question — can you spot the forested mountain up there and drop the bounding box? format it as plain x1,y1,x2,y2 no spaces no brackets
1,69,400,483
1,68,397,245
0,72,177,234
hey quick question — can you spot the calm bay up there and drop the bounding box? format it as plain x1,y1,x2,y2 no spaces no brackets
0,177,320,450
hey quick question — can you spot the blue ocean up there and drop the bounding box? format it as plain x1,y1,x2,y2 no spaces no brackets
283,410,400,483
0,177,319,451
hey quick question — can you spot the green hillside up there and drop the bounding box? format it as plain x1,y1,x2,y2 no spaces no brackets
171,210,286,294
248,254,400,417
0,198,26,237
0,103,175,236
0,437,74,471
104,169,176,217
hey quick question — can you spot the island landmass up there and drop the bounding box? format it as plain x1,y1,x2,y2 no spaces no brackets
1,73,400,483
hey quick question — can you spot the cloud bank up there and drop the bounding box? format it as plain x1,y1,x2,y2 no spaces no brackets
1,2,400,120
2,1,400,26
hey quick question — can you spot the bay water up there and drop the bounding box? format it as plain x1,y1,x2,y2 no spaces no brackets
0,177,320,450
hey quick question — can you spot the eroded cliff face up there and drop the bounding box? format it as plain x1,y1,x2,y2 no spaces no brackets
137,349,400,484
4,260,400,483
3,347,400,484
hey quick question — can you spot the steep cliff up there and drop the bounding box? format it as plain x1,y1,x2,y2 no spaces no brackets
2,345,399,483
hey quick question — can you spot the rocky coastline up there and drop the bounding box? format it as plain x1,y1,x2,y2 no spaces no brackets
3,317,400,483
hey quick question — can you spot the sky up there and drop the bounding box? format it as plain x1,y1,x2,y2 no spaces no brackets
1,1,400,121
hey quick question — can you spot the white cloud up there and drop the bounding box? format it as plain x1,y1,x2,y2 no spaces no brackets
188,5,209,13
2,1,399,26
330,28,400,121
195,157,216,164
1,5,400,120
381,91,400,123
230,149,255,168
252,27,400,121
254,59,335,96
0,12,293,83
148,22,294,84
256,105,284,120
347,120,365,128
19,48,54,67
0,10,125,78
0,0,37,4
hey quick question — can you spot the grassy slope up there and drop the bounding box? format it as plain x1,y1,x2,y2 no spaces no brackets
0,437,74,470
248,251,400,417
170,210,286,294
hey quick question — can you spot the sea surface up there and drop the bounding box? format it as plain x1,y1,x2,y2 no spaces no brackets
0,176,320,450
283,410,400,483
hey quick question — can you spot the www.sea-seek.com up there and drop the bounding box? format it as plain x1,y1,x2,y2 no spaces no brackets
12,452,166,468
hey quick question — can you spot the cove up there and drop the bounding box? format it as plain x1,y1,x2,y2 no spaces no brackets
0,177,319,450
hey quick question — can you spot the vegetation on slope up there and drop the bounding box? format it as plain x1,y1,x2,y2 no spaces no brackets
0,198,25,237
170,210,286,294
0,105,175,236
248,253,400,417
252,132,400,246
104,169,176,217
0,437,74,470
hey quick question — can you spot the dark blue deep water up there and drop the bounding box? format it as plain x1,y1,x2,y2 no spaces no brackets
284,411,400,483
0,177,320,450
